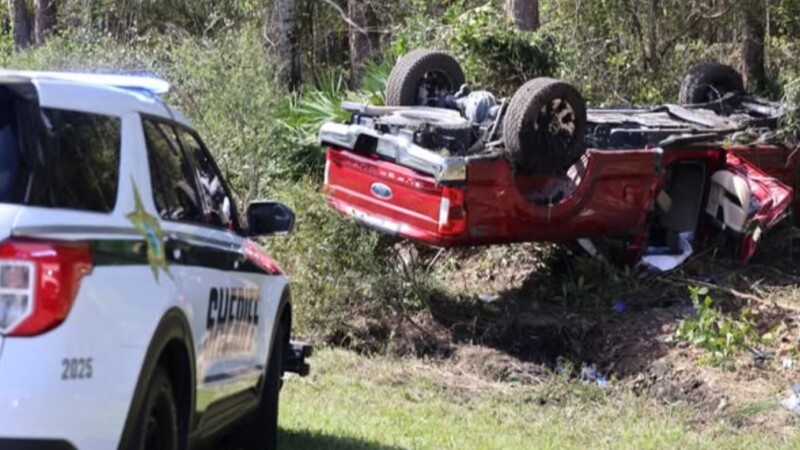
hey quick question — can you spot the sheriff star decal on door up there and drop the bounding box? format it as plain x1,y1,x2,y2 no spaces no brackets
127,181,171,282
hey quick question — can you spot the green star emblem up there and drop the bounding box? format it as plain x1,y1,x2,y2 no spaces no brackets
126,183,170,282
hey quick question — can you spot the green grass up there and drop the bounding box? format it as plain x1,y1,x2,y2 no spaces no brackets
279,349,800,450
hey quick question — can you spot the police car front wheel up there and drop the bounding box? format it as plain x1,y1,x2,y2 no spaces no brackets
229,319,286,450
133,367,179,450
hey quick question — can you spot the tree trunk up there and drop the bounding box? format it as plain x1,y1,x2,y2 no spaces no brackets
504,0,539,31
8,0,30,50
646,0,660,70
741,0,766,92
348,0,377,88
270,0,302,91
34,0,56,46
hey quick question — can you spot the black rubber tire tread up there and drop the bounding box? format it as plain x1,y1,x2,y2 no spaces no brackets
235,320,286,450
679,62,744,104
128,367,179,450
503,78,588,175
385,49,465,106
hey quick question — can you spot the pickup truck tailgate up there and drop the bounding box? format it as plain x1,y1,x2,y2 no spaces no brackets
325,148,463,244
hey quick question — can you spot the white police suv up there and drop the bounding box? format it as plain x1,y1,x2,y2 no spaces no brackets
0,71,310,450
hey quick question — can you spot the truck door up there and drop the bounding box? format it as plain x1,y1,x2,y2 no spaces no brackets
705,152,792,261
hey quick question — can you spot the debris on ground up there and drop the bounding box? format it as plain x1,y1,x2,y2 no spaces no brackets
641,232,695,272
579,363,609,388
479,294,500,304
780,384,800,415
749,348,775,366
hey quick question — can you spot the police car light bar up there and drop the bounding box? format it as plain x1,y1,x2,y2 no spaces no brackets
0,69,171,95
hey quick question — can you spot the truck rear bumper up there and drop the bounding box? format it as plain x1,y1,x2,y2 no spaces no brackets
327,197,464,247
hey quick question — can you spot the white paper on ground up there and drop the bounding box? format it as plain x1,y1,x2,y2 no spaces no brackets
781,394,800,415
641,232,694,272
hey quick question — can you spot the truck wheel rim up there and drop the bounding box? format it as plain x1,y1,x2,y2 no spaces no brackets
536,98,578,151
415,71,454,107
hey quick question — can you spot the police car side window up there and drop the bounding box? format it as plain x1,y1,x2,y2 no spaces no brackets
176,128,237,231
27,109,120,212
143,120,203,223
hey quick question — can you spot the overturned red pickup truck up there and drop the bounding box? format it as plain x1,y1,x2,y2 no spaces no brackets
320,49,797,265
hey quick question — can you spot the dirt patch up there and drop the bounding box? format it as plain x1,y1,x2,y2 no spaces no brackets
429,243,559,299
451,345,549,384
630,358,723,415
324,311,455,358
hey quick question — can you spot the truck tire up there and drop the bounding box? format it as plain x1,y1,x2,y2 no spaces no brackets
503,78,587,175
386,49,465,107
381,109,473,142
679,63,744,104
129,367,179,450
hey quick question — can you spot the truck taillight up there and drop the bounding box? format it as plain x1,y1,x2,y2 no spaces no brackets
324,157,331,186
438,187,466,236
0,240,92,336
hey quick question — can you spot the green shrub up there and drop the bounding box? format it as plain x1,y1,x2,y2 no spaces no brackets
160,28,284,202
263,181,437,344
674,287,759,369
446,3,559,95
274,62,391,181
388,0,445,58
390,2,559,95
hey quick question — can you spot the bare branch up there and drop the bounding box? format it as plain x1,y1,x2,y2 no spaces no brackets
319,0,367,34
658,1,737,58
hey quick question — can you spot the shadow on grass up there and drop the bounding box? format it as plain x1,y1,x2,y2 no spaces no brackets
279,428,404,450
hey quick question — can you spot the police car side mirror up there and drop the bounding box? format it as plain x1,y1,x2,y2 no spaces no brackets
246,201,295,237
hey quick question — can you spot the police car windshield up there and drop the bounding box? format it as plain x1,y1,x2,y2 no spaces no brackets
0,86,121,212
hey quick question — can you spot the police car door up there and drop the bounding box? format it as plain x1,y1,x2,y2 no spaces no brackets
175,127,270,406
142,119,259,413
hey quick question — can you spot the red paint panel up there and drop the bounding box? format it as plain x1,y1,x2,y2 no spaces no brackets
243,239,282,275
325,148,447,244
463,149,659,244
